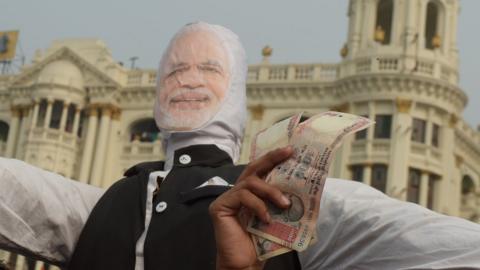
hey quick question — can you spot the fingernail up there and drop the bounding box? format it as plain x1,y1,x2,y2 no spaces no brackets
281,195,290,206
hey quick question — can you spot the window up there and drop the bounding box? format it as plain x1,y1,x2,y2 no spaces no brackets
49,100,64,129
130,118,160,142
371,164,388,193
425,2,440,50
0,121,8,142
26,258,36,270
375,0,394,45
408,168,421,203
462,175,475,195
374,115,392,139
411,118,426,143
350,165,364,182
427,174,439,209
431,123,440,147
37,99,48,127
65,104,76,133
355,115,368,140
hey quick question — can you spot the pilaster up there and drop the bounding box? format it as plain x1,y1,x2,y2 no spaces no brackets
78,104,99,183
90,104,113,187
43,99,54,129
5,107,21,158
387,98,413,200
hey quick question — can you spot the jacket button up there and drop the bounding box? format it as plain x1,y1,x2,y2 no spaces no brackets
156,201,167,213
179,154,191,164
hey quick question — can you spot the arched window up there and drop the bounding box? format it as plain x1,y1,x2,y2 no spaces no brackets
49,100,64,129
425,1,441,50
374,0,394,45
0,120,9,142
462,175,475,195
130,118,160,142
65,104,76,133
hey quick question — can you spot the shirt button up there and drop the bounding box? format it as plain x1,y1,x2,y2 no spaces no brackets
156,201,167,213
179,154,191,164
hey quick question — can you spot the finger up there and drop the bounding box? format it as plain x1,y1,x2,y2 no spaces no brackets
241,146,293,179
212,189,271,224
237,176,290,208
235,189,272,224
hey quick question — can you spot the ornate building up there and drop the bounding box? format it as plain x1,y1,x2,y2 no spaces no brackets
0,0,479,269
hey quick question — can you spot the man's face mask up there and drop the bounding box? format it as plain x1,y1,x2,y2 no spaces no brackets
156,30,231,131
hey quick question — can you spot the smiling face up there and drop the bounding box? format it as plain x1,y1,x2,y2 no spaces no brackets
157,30,231,131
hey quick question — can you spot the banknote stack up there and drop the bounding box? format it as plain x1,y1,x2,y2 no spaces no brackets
247,111,373,260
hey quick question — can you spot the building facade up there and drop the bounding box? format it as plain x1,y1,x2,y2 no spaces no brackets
0,0,479,269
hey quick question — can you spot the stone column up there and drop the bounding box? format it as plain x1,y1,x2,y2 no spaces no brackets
15,106,31,159
240,105,264,163
30,100,40,130
43,99,54,129
5,107,21,158
360,0,375,50
387,99,413,200
34,262,43,270
365,101,375,159
417,0,427,53
436,114,457,215
349,0,363,56
90,105,113,187
72,107,82,135
78,105,99,183
419,170,429,207
16,255,25,270
363,163,372,186
449,1,459,60
403,0,419,70
102,107,122,186
331,103,352,179
59,102,69,131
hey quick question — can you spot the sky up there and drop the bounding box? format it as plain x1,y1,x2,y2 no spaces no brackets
2,0,479,128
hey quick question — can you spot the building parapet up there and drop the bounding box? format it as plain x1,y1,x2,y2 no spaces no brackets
247,63,338,84
339,56,459,85
126,69,157,87
122,140,163,157
457,119,480,146
455,119,480,160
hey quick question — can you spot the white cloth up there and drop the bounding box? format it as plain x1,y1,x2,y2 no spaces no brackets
0,157,104,265
300,179,480,270
2,159,480,269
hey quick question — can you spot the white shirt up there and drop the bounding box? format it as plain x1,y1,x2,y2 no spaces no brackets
1,157,480,269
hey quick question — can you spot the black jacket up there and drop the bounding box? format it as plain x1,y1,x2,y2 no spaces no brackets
69,145,301,270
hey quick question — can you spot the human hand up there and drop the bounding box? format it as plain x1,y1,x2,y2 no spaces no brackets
209,147,293,270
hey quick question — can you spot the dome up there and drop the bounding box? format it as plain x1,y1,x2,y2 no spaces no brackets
37,60,84,89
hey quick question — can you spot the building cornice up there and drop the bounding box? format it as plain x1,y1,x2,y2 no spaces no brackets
335,74,467,114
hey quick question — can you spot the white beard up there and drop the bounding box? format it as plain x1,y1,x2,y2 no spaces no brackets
156,87,221,131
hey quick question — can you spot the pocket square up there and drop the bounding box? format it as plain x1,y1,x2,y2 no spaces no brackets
195,176,234,189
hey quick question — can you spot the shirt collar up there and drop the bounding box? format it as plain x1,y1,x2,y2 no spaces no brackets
171,144,233,168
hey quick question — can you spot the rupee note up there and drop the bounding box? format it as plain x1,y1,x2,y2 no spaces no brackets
247,111,373,252
249,113,303,260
